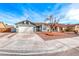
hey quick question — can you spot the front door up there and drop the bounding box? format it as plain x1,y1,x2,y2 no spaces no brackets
36,26,41,32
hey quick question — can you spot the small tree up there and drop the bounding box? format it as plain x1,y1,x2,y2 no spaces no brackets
45,15,53,32
45,15,60,32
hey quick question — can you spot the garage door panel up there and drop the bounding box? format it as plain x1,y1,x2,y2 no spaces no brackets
17,26,34,33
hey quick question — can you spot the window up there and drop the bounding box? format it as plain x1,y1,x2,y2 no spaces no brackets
43,26,46,30
77,26,79,28
24,21,26,24
16,25,18,28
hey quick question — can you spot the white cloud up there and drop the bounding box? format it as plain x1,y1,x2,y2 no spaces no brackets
1,3,79,25
55,4,79,24
65,9,79,20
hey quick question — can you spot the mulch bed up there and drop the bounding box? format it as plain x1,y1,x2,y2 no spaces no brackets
36,32,79,41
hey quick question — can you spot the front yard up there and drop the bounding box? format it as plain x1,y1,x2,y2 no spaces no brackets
36,32,79,41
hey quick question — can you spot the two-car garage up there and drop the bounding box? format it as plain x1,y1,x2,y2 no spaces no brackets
16,20,35,33
16,26,34,33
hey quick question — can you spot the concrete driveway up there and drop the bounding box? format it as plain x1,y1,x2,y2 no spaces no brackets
0,33,79,56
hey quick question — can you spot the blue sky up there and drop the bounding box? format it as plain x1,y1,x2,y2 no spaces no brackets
0,3,79,25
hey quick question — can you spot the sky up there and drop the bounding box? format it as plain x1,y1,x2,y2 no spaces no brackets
0,3,79,25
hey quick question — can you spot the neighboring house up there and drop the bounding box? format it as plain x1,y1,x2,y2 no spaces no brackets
15,20,35,33
74,24,79,32
50,24,79,32
6,25,16,32
66,24,79,32
0,22,14,32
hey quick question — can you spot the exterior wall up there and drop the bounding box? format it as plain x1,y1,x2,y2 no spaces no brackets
75,25,79,32
33,24,50,32
0,28,11,32
62,27,65,31
11,28,16,32
57,27,60,32
16,21,35,33
0,22,11,32
65,26,74,32
61,27,66,32
55,27,66,32
41,24,50,32
0,23,6,28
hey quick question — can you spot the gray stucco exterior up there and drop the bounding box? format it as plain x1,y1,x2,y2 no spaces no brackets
15,20,36,33
15,20,50,32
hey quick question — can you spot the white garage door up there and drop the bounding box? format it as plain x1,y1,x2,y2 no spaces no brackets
17,26,34,33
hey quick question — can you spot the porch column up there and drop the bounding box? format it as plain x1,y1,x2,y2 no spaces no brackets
33,27,36,32
62,27,65,31
57,27,60,32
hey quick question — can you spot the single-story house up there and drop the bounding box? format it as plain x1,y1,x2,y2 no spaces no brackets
74,24,79,32
15,20,51,33
51,24,79,32
65,24,79,32
6,25,16,32
15,20,79,33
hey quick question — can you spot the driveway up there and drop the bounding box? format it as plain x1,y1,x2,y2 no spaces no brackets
0,33,79,56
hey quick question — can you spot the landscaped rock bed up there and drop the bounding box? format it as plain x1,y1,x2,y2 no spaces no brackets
36,32,79,41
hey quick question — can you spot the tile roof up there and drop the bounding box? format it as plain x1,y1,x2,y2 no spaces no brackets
49,24,67,28
34,23,79,27
34,23,49,26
